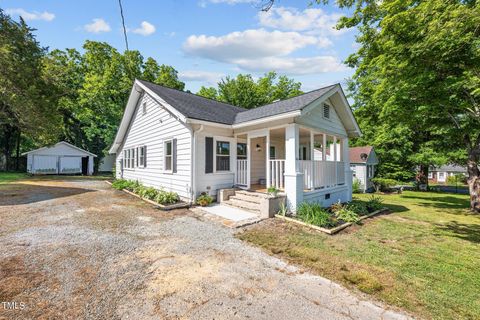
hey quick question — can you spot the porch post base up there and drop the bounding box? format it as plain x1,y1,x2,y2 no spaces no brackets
284,173,304,213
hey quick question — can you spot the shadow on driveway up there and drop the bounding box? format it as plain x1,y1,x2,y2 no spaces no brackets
0,183,95,206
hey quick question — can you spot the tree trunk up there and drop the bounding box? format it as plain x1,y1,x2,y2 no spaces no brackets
15,130,21,171
467,151,480,213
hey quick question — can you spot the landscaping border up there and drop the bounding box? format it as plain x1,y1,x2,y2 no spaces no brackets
275,208,389,235
105,181,190,210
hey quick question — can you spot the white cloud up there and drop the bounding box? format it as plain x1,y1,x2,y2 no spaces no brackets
84,18,111,33
5,8,55,21
258,7,347,36
232,56,347,75
183,29,321,61
131,21,156,36
179,70,224,84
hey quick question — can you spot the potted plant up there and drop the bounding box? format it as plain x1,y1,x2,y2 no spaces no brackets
267,186,279,197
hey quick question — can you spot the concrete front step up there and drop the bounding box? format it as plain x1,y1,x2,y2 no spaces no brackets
223,200,261,214
230,195,262,205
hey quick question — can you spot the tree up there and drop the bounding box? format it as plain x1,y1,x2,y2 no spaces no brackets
198,72,303,109
306,0,480,211
0,9,60,170
44,41,185,171
197,86,218,100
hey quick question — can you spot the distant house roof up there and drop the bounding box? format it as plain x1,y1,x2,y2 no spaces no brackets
431,165,467,173
349,146,374,163
21,141,96,157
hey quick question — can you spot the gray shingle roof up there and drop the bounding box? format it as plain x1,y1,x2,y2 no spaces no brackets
233,85,336,124
138,79,337,125
138,80,245,125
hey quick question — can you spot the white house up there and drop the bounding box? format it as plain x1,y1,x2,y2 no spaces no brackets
109,80,362,211
23,141,96,175
349,146,378,192
429,165,467,183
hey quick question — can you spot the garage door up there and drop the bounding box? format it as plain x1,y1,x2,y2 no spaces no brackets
33,155,58,174
59,156,82,174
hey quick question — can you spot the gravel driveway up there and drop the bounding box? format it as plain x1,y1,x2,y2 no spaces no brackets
0,177,412,320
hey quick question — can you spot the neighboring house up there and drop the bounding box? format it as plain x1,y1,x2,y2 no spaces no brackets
349,146,378,192
98,154,115,172
109,79,361,211
23,141,96,175
429,165,467,183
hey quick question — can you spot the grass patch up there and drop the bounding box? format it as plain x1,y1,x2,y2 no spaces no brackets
237,191,480,320
0,172,27,184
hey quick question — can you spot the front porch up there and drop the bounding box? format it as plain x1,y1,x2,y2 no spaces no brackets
234,124,351,208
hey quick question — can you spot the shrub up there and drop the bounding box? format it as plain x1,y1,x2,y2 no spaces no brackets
296,202,336,228
366,195,384,212
348,201,369,216
196,193,213,207
335,207,359,223
156,190,179,205
111,179,131,190
330,200,344,213
267,186,280,197
131,180,143,194
446,173,467,185
352,178,363,193
277,202,288,216
371,178,398,192
140,187,159,200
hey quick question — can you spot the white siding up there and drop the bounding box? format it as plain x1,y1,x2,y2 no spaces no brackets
352,164,367,191
303,186,350,207
116,93,192,200
195,130,236,198
296,98,347,137
250,137,266,184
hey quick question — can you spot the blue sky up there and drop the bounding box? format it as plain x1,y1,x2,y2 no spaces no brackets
1,0,358,93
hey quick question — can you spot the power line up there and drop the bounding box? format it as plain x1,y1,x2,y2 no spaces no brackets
118,0,129,51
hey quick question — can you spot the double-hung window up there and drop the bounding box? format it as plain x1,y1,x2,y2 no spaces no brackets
139,146,146,167
216,141,230,171
164,140,173,172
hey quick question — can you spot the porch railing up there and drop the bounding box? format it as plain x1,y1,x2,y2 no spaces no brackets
298,160,345,189
269,159,285,189
236,159,248,186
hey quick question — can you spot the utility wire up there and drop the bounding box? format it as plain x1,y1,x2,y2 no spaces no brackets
118,0,129,51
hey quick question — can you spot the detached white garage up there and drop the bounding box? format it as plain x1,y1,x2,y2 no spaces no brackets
23,141,96,175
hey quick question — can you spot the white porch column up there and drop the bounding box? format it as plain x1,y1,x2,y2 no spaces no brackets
310,130,315,190
322,134,327,188
284,123,303,212
343,137,352,201
247,134,251,189
334,136,337,186
266,130,270,188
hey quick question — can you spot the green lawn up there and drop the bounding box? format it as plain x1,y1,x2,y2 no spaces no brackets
238,191,480,320
0,172,28,184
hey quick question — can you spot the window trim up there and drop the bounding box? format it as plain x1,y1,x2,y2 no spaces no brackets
215,140,231,172
164,140,173,173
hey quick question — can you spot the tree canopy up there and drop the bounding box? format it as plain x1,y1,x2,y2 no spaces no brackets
197,72,303,109
312,0,480,211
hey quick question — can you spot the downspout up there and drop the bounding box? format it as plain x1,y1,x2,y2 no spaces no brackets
188,123,204,204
